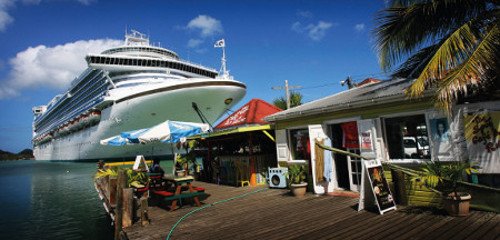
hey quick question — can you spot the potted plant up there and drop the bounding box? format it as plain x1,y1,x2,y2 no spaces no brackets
125,168,148,188
288,164,308,197
417,160,479,216
175,154,189,177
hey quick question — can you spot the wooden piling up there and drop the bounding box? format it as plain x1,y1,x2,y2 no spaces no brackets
114,169,127,240
140,196,149,226
109,176,117,207
122,188,133,228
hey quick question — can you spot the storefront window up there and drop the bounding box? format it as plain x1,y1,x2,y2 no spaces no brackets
384,115,431,159
289,129,311,160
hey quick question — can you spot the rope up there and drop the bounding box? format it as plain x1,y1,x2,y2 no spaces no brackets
166,188,268,240
315,142,368,160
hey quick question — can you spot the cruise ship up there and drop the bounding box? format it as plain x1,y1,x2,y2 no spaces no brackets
32,31,246,161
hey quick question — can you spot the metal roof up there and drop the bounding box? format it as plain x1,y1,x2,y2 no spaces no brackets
265,78,421,122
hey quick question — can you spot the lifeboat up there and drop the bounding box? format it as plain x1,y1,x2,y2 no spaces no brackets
89,111,101,124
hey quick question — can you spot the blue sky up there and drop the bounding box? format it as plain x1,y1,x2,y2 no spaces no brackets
0,0,389,152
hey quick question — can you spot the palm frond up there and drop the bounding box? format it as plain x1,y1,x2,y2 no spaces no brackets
392,44,439,78
375,0,488,71
436,23,499,111
406,20,479,98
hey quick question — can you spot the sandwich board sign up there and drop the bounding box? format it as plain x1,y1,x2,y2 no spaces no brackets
358,159,396,215
133,155,149,172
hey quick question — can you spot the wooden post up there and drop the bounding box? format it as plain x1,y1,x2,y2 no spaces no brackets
109,176,117,207
122,188,133,228
114,169,127,240
249,132,257,186
140,196,149,226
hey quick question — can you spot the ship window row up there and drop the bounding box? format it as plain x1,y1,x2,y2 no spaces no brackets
38,91,105,135
36,82,108,132
102,47,178,59
36,76,107,128
39,71,103,124
40,74,106,121
71,71,102,96
71,70,99,94
47,84,106,127
88,56,217,78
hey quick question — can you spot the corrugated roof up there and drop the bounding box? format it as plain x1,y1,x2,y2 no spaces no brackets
265,78,419,122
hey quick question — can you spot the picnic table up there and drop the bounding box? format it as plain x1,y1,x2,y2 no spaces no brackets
153,175,205,211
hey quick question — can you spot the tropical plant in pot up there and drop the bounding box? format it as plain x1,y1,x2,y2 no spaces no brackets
417,160,479,217
288,164,308,197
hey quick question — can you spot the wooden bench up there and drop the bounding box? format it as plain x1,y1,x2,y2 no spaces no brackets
152,190,206,210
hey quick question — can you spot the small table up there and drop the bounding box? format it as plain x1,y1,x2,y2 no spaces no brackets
163,176,202,210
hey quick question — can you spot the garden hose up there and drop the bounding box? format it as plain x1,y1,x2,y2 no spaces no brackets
166,188,268,240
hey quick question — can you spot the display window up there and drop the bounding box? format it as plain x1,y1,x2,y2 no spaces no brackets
289,129,311,160
384,114,431,159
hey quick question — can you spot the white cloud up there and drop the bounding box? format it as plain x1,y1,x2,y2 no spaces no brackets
77,0,96,6
292,21,333,41
291,21,303,33
297,10,313,18
0,0,94,32
307,21,333,41
0,0,14,31
186,15,223,38
21,0,42,5
187,38,203,48
355,23,365,32
0,39,122,99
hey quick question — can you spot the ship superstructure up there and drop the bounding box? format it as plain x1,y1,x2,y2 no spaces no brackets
32,30,246,160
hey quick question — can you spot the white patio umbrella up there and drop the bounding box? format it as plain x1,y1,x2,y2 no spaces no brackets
100,120,210,146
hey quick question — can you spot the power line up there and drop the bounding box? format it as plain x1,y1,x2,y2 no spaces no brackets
294,72,390,91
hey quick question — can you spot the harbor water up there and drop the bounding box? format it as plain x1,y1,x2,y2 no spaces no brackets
0,160,113,240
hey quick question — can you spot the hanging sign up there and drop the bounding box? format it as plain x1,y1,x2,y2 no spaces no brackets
358,159,396,215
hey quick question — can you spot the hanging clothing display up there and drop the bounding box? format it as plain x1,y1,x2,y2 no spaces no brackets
315,139,325,183
341,122,359,149
323,138,334,182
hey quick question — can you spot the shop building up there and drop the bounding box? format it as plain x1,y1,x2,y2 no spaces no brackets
196,98,282,186
265,78,500,194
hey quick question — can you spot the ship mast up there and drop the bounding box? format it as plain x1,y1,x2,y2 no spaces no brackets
214,39,230,79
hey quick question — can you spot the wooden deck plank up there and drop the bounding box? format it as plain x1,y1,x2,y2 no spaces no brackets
338,211,417,240
467,214,500,240
123,181,499,240
394,209,450,239
441,211,489,240
250,198,358,240
419,212,476,239
369,211,432,240
190,197,353,239
307,211,391,239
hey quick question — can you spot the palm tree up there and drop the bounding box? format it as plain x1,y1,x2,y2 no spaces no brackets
273,91,303,110
375,0,499,112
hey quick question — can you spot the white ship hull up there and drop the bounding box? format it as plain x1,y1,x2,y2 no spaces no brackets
33,79,245,161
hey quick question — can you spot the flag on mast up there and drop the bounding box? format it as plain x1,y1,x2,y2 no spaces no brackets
214,39,225,48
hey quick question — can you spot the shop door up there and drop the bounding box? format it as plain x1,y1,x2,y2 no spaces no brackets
338,121,362,192
308,124,335,194
347,148,362,192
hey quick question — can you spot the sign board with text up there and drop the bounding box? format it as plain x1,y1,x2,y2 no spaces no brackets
358,159,396,215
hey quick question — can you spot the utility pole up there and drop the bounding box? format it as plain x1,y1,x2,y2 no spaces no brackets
272,80,302,109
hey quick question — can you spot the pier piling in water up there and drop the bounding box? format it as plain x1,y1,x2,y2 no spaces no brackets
114,169,127,240
122,188,133,228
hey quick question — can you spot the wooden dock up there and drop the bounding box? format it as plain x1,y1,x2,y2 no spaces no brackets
123,182,499,240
